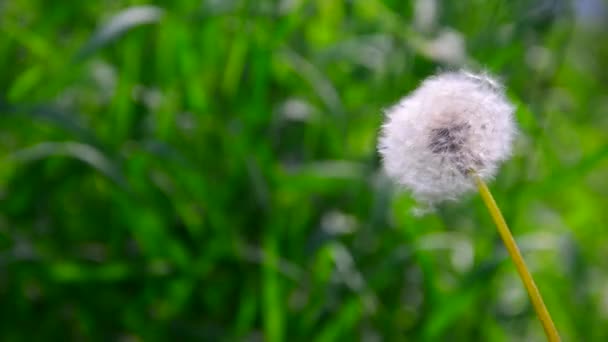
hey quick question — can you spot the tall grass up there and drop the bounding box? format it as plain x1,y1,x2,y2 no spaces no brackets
1,0,607,340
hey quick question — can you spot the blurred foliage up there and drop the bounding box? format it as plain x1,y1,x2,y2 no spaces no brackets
1,0,607,341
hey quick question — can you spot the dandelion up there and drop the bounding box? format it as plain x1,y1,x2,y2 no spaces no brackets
378,70,515,205
379,70,560,341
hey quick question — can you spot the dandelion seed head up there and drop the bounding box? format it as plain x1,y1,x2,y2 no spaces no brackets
378,70,516,205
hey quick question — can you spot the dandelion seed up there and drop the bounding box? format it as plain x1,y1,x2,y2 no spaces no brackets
378,70,516,205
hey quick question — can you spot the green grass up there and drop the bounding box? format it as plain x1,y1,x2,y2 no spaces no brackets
1,0,608,340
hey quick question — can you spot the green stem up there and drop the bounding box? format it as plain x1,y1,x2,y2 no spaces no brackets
472,173,560,342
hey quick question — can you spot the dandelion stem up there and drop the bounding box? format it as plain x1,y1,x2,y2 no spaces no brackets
472,173,560,342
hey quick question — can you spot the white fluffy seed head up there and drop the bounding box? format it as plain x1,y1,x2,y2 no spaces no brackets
378,70,516,205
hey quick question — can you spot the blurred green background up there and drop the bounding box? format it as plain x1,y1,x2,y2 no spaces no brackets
1,0,607,340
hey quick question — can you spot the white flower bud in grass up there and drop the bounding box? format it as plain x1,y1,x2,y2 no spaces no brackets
378,70,516,205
